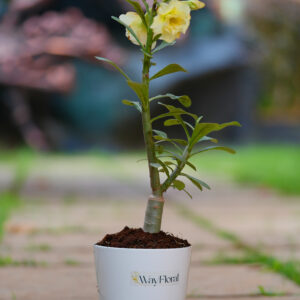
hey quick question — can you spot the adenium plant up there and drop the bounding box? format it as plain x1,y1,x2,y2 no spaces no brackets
97,0,240,234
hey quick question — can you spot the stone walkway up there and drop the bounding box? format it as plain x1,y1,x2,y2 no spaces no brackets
0,157,300,300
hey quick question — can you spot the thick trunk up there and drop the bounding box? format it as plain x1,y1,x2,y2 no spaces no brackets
141,36,164,233
143,195,164,233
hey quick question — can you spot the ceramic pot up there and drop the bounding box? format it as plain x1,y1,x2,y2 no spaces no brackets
94,245,191,300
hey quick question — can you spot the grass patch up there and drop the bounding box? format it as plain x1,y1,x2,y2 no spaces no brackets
257,285,291,297
191,144,300,195
178,205,300,286
187,288,292,298
64,258,80,266
0,256,46,267
25,243,52,252
0,193,20,241
209,252,300,286
0,149,34,242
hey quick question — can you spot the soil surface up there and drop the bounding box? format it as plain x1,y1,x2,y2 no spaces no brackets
97,226,191,249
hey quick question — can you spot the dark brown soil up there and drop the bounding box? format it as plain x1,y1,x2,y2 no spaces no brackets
96,226,190,249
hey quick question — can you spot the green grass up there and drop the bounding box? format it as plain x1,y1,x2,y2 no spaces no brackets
0,193,20,241
188,286,292,298
0,256,46,267
257,285,287,297
178,205,300,286
209,253,300,286
0,148,34,242
64,258,80,266
2,145,299,195
191,144,300,195
25,243,52,252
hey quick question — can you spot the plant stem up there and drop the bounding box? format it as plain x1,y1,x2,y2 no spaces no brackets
142,27,164,233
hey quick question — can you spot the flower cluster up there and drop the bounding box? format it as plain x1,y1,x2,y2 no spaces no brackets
119,0,205,46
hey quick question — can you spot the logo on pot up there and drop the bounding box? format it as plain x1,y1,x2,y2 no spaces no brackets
131,272,180,287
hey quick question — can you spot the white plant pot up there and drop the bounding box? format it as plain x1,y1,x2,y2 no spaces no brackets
93,245,192,300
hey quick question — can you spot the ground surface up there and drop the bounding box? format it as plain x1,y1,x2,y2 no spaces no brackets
0,157,300,300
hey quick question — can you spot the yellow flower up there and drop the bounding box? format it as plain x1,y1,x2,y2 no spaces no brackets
151,0,191,43
119,12,148,46
185,0,206,10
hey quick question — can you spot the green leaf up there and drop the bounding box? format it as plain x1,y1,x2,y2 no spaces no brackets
164,161,177,167
161,104,197,120
198,136,218,144
112,16,145,50
155,144,165,154
127,81,147,105
156,159,170,177
165,94,191,107
173,180,185,191
183,188,193,199
196,116,204,123
153,129,168,138
154,136,187,146
150,163,161,169
125,0,147,27
151,112,181,123
161,94,191,107
191,146,236,157
172,139,188,146
164,149,184,162
150,64,187,81
155,137,183,153
151,105,197,123
95,57,130,80
184,121,194,130
153,41,176,53
150,93,191,108
190,121,241,148
153,34,162,43
177,95,192,107
181,173,211,190
122,100,142,112
164,119,181,126
141,0,149,12
185,161,197,171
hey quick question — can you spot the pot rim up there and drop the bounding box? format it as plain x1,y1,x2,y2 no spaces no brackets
93,244,192,251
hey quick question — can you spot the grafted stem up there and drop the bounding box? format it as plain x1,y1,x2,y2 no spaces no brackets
144,195,164,233
141,23,164,233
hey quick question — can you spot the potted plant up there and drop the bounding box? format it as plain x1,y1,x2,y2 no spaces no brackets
94,0,240,299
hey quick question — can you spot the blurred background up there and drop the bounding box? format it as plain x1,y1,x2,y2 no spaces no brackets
0,0,299,196
0,0,299,149
0,1,300,298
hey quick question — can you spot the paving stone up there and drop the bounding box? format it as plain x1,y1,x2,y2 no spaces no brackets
0,267,98,300
188,265,300,295
21,157,149,198
187,298,298,300
171,180,300,249
1,200,224,267
1,168,300,300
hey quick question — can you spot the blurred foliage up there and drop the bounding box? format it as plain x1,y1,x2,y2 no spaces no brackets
247,1,300,123
192,145,300,195
1,144,299,198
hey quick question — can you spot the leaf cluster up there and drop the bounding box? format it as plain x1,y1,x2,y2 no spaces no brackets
150,101,241,197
